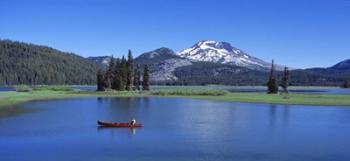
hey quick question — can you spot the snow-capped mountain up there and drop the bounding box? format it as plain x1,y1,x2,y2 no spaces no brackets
177,40,273,70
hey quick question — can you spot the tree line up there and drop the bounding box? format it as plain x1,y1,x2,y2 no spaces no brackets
96,50,150,91
171,61,347,86
0,40,98,85
267,60,350,92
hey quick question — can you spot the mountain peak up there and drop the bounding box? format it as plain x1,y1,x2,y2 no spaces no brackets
153,47,175,55
137,47,177,60
195,40,234,51
177,40,271,70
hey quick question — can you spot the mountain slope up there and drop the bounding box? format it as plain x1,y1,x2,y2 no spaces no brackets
173,62,349,86
135,48,192,82
174,62,268,85
0,40,98,85
86,56,111,68
89,45,349,86
329,59,350,71
177,40,275,71
302,59,350,84
135,48,182,64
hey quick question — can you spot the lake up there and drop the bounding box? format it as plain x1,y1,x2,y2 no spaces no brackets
0,97,350,161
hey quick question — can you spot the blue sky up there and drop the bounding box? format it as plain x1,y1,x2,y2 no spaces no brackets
0,0,349,68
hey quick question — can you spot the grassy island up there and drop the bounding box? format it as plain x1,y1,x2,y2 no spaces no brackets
0,86,350,108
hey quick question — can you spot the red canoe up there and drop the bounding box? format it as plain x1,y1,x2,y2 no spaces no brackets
97,120,143,128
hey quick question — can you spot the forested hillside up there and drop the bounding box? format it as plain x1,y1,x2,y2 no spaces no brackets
173,62,268,85
0,40,98,85
95,49,350,86
172,62,349,86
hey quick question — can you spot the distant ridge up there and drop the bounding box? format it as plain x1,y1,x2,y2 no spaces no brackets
1,39,348,86
329,59,350,71
88,40,349,86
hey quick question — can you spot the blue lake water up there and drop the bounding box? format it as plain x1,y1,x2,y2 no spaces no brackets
0,87,15,92
0,97,350,161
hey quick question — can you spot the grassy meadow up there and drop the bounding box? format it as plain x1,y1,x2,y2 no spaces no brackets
0,85,350,108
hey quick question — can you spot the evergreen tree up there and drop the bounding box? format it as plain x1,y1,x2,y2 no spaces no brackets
133,65,141,90
267,60,278,94
343,80,350,88
280,67,290,94
105,56,115,89
96,70,105,91
126,50,134,91
142,65,150,91
120,56,128,90
102,71,109,90
113,74,124,91
111,59,121,90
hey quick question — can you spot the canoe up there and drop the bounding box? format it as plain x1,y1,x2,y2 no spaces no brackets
97,120,143,128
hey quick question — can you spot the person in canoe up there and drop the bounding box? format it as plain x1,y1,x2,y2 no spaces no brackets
130,119,136,125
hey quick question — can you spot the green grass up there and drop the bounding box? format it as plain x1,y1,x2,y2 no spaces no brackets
150,89,227,96
0,90,145,108
33,86,74,92
0,91,74,107
178,93,350,106
0,87,350,108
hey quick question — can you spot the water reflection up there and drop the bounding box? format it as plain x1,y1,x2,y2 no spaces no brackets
268,104,290,127
283,105,290,127
97,126,138,135
1,97,350,161
269,104,277,126
96,97,152,123
0,106,41,118
96,126,139,142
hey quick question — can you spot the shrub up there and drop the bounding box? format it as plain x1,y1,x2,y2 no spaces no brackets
15,85,33,92
33,86,74,92
151,89,227,96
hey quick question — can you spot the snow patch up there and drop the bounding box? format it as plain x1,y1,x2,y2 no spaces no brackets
177,40,271,70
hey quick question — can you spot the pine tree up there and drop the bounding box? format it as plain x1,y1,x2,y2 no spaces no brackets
137,66,142,90
120,56,128,90
96,70,105,91
102,71,109,90
111,58,121,90
126,50,134,91
113,74,124,91
142,65,150,91
133,65,141,90
280,66,290,94
267,60,278,94
343,80,350,88
105,55,115,89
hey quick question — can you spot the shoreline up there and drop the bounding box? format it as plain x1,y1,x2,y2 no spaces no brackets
1,90,350,108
